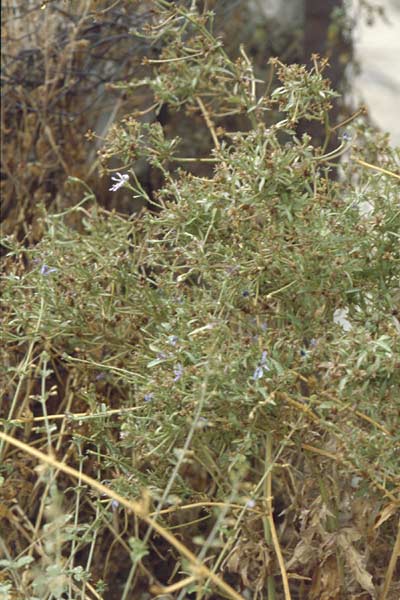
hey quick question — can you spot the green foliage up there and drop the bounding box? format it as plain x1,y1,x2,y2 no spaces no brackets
1,2,399,599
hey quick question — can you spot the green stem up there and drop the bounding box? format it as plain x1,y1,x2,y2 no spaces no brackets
264,432,275,600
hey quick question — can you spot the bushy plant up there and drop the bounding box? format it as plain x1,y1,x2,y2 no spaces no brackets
1,3,399,599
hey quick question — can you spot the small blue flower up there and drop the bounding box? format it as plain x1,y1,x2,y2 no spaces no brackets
168,335,179,346
253,366,264,380
252,351,270,380
144,393,154,402
40,264,57,276
341,131,352,142
109,172,129,192
301,338,317,358
173,363,184,382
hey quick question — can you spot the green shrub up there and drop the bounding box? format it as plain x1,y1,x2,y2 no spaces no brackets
1,3,399,599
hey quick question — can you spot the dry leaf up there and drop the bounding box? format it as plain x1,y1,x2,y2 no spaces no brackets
310,555,341,600
338,529,375,598
225,539,271,592
374,503,398,530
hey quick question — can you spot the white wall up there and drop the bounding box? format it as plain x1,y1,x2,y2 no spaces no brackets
353,0,400,146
